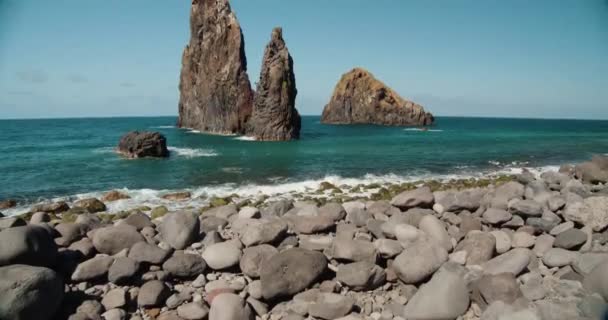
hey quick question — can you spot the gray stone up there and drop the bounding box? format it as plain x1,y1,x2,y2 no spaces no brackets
482,248,531,275
261,200,293,217
0,225,57,267
547,196,566,212
68,238,95,258
374,239,403,258
138,280,170,307
511,232,536,248
0,216,26,231
390,187,434,209
291,215,335,234
299,234,333,251
509,199,543,217
71,255,114,282
418,215,452,251
573,252,608,276
483,208,512,225
160,211,200,250
393,237,448,284
101,288,126,310
554,228,587,249
475,273,522,305
240,244,278,278
73,198,107,213
240,218,287,247
330,238,377,262
434,188,486,212
336,261,386,291
209,293,253,320
92,225,144,255
490,181,525,209
550,221,574,236
128,241,172,265
55,222,88,247
542,248,578,268
532,234,554,257
318,203,347,221
455,231,496,265
200,216,228,233
308,292,355,320
238,206,260,219
346,208,371,227
177,302,209,320
0,265,64,320
108,257,139,284
75,300,103,319
123,212,153,230
490,230,512,254
202,240,242,270
29,212,50,224
101,309,126,320
564,196,608,231
260,248,327,300
203,204,237,220
402,263,469,320
162,253,206,278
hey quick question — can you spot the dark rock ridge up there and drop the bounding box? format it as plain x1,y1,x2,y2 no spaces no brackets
177,0,254,135
321,68,434,126
246,27,301,141
117,131,168,159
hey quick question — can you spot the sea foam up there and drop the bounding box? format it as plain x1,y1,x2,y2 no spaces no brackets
404,128,443,132
233,136,257,141
168,147,218,158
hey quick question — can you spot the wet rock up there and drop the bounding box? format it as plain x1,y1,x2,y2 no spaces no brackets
92,225,144,255
178,0,254,135
0,265,64,320
31,201,69,214
0,225,57,267
160,211,200,250
162,191,191,201
321,68,433,126
260,248,327,300
117,131,169,158
246,27,300,141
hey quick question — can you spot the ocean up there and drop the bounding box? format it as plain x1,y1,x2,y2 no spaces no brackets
1,116,607,214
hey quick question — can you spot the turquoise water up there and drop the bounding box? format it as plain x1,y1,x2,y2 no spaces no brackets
1,116,608,204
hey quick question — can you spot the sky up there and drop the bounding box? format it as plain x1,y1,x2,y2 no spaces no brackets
0,0,607,119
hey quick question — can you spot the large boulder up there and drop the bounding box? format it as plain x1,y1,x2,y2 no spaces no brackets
160,211,200,250
575,156,608,184
0,265,64,320
73,198,107,213
392,236,448,284
390,186,434,209
564,196,608,231
336,261,386,291
116,131,169,158
0,225,57,267
92,225,144,255
246,27,300,141
260,248,327,300
434,188,486,212
177,0,254,134
321,68,434,126
402,263,469,320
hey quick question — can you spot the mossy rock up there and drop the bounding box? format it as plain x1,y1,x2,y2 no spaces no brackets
137,206,152,212
319,181,337,191
151,206,168,219
209,197,229,208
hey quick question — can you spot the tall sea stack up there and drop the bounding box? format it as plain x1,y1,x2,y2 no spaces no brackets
247,28,301,141
177,0,253,134
321,68,434,126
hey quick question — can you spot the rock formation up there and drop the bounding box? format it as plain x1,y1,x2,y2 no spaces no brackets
246,28,301,141
116,131,169,159
321,68,434,126
177,0,254,134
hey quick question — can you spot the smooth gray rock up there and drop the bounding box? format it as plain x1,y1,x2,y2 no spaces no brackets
490,181,525,209
418,215,452,251
346,208,371,227
475,273,523,305
240,244,278,278
455,231,496,265
331,238,376,262
483,208,512,225
209,293,253,320
160,211,200,250
0,265,64,320
573,252,608,276
0,216,26,231
509,199,543,217
200,216,228,233
71,255,114,282
108,257,139,284
532,234,555,257
393,237,448,284
177,302,209,320
260,248,327,300
318,203,347,221
434,188,486,212
240,218,287,246
563,196,608,231
55,222,88,246
123,212,153,230
390,187,434,209
0,225,57,267
101,288,126,310
336,261,386,291
92,225,144,255
482,248,531,275
308,292,355,320
402,263,469,320
163,253,206,278
261,200,293,217
547,196,566,212
138,280,170,307
128,241,172,265
202,240,242,270
374,239,403,258
554,228,587,249
542,248,578,268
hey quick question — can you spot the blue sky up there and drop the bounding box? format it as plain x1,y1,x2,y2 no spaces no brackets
0,0,607,119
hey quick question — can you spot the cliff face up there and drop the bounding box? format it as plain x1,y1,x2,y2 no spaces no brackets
247,28,301,141
321,68,434,126
177,0,254,134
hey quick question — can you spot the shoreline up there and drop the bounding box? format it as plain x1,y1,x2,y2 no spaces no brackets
1,162,563,218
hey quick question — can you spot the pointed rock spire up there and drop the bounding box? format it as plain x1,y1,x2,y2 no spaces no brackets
178,0,254,134
247,27,301,141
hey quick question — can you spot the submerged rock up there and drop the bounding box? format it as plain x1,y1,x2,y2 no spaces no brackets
117,131,169,159
321,68,433,126
247,27,300,141
178,0,253,134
